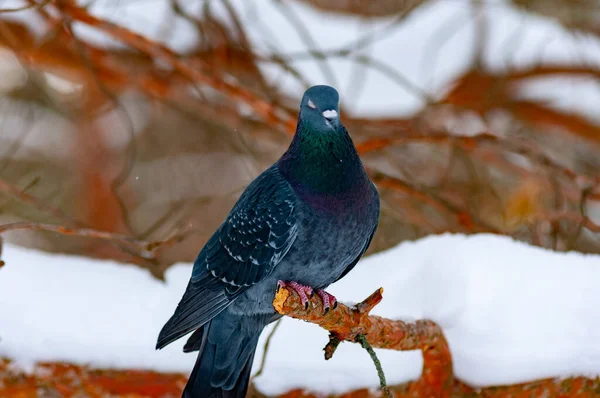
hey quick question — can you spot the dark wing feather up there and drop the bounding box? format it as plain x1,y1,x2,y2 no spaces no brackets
202,166,298,287
156,166,298,349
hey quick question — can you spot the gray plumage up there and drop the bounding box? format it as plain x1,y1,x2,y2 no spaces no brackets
156,85,380,398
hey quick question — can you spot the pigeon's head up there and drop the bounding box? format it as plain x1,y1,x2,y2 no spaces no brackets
299,85,340,131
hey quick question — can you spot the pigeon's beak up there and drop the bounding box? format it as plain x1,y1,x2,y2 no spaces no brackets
322,110,338,121
322,109,339,128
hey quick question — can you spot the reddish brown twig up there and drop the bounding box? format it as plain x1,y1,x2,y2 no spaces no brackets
273,287,453,397
2,354,599,398
443,68,600,144
0,222,193,260
0,0,52,13
58,2,297,135
358,132,600,188
544,211,600,233
369,171,500,234
0,178,80,226
0,357,188,397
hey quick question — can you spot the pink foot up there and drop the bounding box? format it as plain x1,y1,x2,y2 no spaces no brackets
316,289,337,315
277,280,314,310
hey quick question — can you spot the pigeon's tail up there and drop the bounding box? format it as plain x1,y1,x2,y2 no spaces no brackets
183,312,261,398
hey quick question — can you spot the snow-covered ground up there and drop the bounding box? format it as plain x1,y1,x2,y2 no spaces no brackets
1,233,599,396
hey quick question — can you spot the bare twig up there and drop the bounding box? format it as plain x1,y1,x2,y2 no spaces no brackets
0,178,80,226
0,222,194,260
358,131,600,190
59,2,297,135
61,19,138,234
543,211,600,233
370,171,500,233
0,0,52,13
356,334,392,398
252,318,282,379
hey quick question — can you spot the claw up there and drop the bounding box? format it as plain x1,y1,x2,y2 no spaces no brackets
316,289,337,315
278,280,314,310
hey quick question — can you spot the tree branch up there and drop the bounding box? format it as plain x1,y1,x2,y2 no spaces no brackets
58,2,297,135
0,0,51,13
273,286,453,397
0,178,81,227
0,222,194,261
356,334,393,398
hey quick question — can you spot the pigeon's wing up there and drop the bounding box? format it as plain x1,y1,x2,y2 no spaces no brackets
156,166,298,349
197,167,299,290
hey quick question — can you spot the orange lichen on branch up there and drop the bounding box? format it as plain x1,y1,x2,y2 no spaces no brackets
2,356,600,397
0,357,187,397
273,287,453,397
454,376,600,398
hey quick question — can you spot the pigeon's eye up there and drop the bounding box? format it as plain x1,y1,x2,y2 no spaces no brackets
307,99,316,109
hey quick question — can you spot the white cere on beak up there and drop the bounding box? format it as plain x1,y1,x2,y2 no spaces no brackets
307,99,316,109
322,109,338,119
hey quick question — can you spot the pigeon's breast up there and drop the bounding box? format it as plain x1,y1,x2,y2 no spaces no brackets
270,187,377,289
235,182,378,314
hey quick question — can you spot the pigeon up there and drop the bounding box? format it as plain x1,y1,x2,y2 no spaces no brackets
156,85,380,398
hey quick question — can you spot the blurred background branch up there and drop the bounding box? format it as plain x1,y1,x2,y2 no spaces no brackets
0,0,598,276
1,1,600,397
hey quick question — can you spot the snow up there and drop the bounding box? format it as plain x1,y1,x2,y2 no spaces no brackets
0,246,196,373
1,233,599,395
